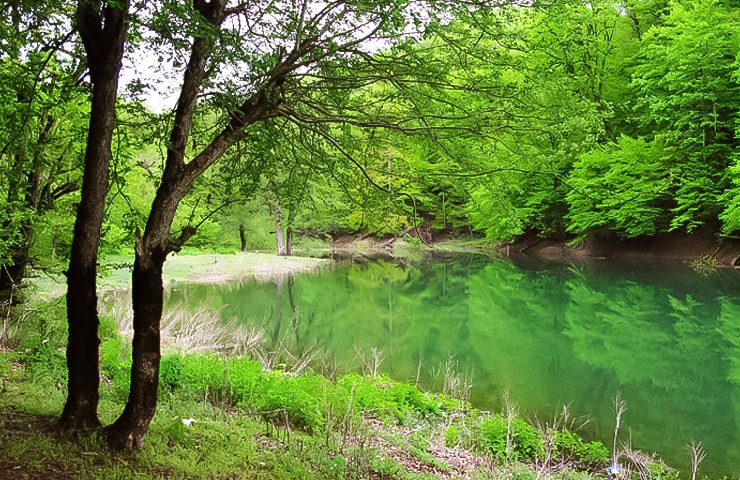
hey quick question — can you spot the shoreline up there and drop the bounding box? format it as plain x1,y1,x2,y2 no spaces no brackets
332,229,740,267
29,251,330,299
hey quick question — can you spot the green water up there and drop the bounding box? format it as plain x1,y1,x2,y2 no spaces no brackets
163,253,740,477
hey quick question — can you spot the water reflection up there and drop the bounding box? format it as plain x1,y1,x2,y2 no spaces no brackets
161,254,740,477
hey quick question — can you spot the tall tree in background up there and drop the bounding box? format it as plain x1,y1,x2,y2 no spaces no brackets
0,2,85,299
630,0,738,231
60,0,129,431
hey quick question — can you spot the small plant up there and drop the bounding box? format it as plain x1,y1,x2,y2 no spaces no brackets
688,441,706,480
555,430,609,464
479,414,545,461
445,425,460,448
689,256,719,276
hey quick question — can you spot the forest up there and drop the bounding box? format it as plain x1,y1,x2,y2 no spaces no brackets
0,0,738,479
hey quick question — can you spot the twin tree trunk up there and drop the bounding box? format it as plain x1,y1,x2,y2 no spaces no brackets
107,164,195,448
60,1,128,431
106,0,288,446
107,249,165,448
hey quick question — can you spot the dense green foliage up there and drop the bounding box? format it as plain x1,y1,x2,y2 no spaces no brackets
0,0,737,475
3,0,737,278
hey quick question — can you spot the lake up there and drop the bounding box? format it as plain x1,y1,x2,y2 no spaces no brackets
160,252,740,477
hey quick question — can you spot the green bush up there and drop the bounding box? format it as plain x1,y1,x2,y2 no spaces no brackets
337,373,441,423
16,302,68,383
479,414,544,461
252,373,330,432
444,425,460,447
554,430,609,464
225,356,268,403
98,315,119,342
100,337,131,400
647,460,680,480
180,354,228,394
159,354,185,391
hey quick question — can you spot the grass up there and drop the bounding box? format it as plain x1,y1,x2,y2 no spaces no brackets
0,357,336,479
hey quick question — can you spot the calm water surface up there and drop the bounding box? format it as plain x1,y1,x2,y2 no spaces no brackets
163,253,740,477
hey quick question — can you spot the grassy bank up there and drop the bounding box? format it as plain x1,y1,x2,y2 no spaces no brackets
0,299,685,480
30,251,329,299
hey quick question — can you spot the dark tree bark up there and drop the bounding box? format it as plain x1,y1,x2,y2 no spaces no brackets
1,121,51,296
0,228,32,295
59,0,128,432
1,149,30,296
106,0,297,448
285,226,293,256
238,224,247,251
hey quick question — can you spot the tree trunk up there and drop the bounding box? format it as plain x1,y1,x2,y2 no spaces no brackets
285,226,293,256
0,244,28,294
275,205,286,256
104,0,282,447
0,149,31,297
60,0,128,432
106,251,163,449
238,224,247,252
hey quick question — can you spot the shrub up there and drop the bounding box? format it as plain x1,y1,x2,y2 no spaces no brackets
554,430,609,464
479,414,544,461
337,373,441,423
180,354,228,394
444,425,460,447
159,354,184,391
16,302,68,383
253,374,330,432
647,460,680,480
225,357,268,403
100,337,131,399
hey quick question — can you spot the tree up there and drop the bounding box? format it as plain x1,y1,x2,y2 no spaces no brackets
60,0,129,431
630,0,738,231
566,135,670,237
0,2,86,299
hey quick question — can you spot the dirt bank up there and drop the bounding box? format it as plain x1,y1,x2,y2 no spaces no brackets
333,228,740,267
503,227,740,267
